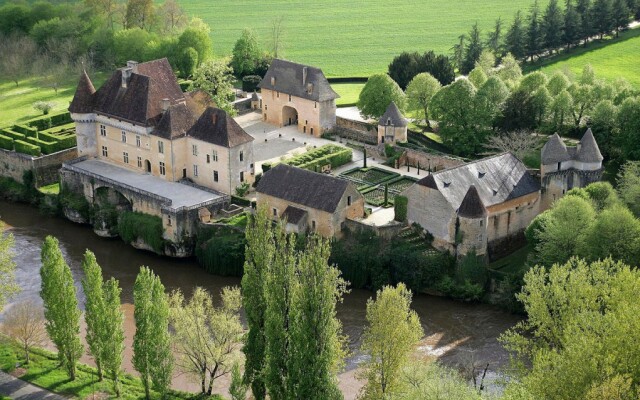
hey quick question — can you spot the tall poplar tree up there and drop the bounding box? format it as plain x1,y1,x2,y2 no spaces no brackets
287,236,348,400
543,0,564,52
81,250,107,380
40,236,83,380
0,221,19,312
461,23,483,75
486,18,503,57
563,0,581,48
133,266,173,399
102,277,124,397
506,11,527,59
526,0,543,60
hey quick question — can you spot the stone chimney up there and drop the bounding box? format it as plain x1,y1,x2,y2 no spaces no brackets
121,67,132,88
161,98,170,112
302,66,308,85
127,60,139,73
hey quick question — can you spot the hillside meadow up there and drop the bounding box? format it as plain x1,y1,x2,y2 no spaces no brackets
180,0,550,77
531,27,640,87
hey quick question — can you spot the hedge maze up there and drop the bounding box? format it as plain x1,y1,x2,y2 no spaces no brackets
340,167,417,207
263,144,353,173
0,111,76,156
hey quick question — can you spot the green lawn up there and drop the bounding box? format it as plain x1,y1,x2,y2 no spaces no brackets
37,183,60,194
333,83,364,106
181,0,549,77
0,72,106,128
530,27,640,87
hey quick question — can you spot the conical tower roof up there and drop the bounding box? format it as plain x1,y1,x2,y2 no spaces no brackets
379,101,407,127
576,128,603,163
69,69,96,114
541,133,570,165
457,185,486,218
417,174,438,189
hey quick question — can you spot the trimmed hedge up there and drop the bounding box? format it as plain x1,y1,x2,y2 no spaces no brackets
24,137,56,154
27,111,71,130
14,140,40,156
282,144,353,172
12,124,37,137
0,134,13,150
1,129,25,141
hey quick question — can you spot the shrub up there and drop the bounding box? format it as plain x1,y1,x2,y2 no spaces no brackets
13,140,40,156
242,75,262,92
0,134,13,150
59,188,92,220
12,124,37,137
32,101,55,115
117,211,164,253
235,182,250,197
394,195,408,222
195,225,245,276
0,177,29,202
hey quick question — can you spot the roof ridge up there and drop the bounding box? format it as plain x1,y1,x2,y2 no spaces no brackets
433,152,509,176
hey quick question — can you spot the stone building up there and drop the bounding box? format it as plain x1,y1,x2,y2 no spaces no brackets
402,153,541,258
540,129,604,210
377,102,407,144
258,59,339,136
256,164,365,237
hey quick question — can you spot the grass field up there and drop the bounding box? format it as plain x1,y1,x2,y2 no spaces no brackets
181,0,549,77
333,83,365,106
530,27,640,87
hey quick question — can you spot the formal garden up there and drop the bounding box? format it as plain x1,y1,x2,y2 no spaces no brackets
0,111,76,156
262,144,353,172
340,166,417,207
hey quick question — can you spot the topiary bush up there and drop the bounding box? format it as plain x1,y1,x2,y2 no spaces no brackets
118,212,164,253
394,195,408,222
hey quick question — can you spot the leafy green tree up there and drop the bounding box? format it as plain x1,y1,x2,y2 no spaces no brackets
417,51,455,86
169,286,243,395
288,236,347,400
358,283,423,399
399,362,482,400
176,47,197,78
496,53,523,85
190,59,236,115
357,74,406,119
576,0,594,41
615,97,640,160
468,66,487,88
526,0,543,60
590,100,618,156
563,0,581,48
486,17,503,57
461,23,483,75
40,236,83,380
568,83,597,127
612,0,631,36
591,0,614,38
133,266,173,399
578,205,640,265
81,250,106,380
124,0,153,29
102,277,124,396
500,88,537,131
505,11,527,59
231,28,262,77
476,75,509,126
550,90,574,131
617,161,640,217
387,52,420,90
546,71,571,95
177,21,213,66
229,362,248,400
241,208,274,400
543,0,564,51
519,71,548,93
405,72,441,128
113,28,155,65
0,222,18,311
451,34,466,71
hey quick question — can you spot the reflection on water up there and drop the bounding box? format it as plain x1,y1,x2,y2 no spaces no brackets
0,200,520,397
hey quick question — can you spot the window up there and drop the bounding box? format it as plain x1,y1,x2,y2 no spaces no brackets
213,170,218,182
167,215,172,226
193,164,198,177
557,162,561,170
265,105,268,111
101,146,108,157
273,208,277,217
206,154,210,163
121,131,126,143
159,162,166,175
310,128,314,135
288,94,291,101
277,91,280,98
314,102,317,109
158,141,164,154
347,196,352,206
271,76,275,86
123,152,129,164
192,144,198,156
137,156,142,168
312,220,316,230
240,171,244,182
239,151,244,162
136,135,141,147
100,125,106,136
212,150,218,161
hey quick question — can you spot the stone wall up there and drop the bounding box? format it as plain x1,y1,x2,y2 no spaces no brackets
342,218,405,241
0,147,78,186
397,147,464,172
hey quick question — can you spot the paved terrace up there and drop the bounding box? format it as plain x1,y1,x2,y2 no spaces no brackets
67,159,224,211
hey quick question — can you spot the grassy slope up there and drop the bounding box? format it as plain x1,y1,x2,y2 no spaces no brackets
333,82,365,105
181,0,549,77
529,27,640,87
0,72,106,128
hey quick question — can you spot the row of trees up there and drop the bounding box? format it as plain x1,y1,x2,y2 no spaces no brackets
458,0,640,72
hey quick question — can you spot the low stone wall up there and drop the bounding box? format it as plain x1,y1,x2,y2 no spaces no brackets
487,231,527,262
343,218,405,241
335,117,378,144
397,147,464,172
0,147,78,186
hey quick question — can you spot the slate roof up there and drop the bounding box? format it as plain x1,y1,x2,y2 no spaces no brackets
416,174,438,189
258,59,339,102
154,103,196,140
91,58,185,125
281,206,308,224
457,185,487,218
541,134,571,164
379,102,407,127
425,153,540,210
186,107,254,148
576,128,603,163
256,164,351,213
69,70,96,113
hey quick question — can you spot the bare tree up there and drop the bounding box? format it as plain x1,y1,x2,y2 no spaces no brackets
483,130,541,161
159,0,186,33
270,16,285,58
2,300,47,364
0,35,37,86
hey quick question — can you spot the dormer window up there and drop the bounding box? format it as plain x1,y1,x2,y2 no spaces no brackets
478,171,485,178
271,77,276,86
306,83,313,94
386,118,392,126
443,182,451,187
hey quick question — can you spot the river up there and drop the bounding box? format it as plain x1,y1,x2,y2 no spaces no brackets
0,200,520,398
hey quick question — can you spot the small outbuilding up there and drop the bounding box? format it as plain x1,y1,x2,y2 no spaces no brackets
377,101,407,144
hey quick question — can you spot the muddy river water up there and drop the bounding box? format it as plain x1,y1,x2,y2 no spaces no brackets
0,200,520,398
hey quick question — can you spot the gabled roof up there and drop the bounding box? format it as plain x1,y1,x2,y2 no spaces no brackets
379,102,407,127
457,185,487,218
92,58,185,125
421,153,540,211
576,128,603,163
187,107,254,147
154,103,196,140
69,70,96,114
258,59,339,102
416,174,438,189
257,164,352,213
541,133,571,164
281,206,308,225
